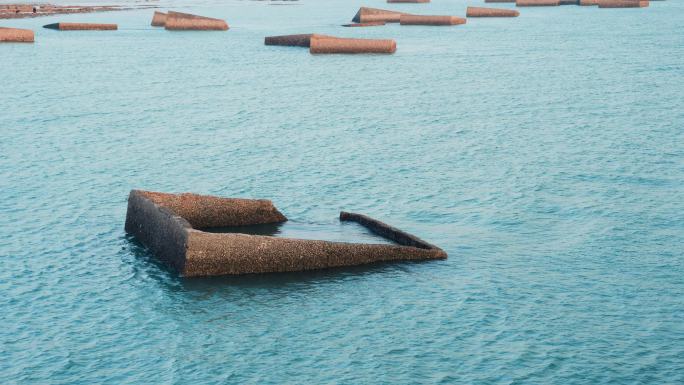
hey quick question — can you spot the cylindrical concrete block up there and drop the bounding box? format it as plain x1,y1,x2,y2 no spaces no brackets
342,22,387,27
352,7,405,23
516,0,560,6
466,7,520,17
164,11,229,31
43,23,118,30
264,33,333,47
151,11,167,27
400,15,467,25
310,37,396,54
598,0,649,7
0,27,34,42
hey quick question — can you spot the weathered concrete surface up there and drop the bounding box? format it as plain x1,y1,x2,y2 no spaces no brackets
352,7,405,23
264,33,333,47
579,0,600,5
125,190,445,276
164,11,229,31
400,15,467,25
1,3,141,19
598,0,649,7
310,37,396,54
0,26,34,42
43,23,117,30
151,11,166,27
467,7,520,17
516,0,560,5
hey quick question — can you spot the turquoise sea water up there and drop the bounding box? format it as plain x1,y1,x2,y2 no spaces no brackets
1,0,683,383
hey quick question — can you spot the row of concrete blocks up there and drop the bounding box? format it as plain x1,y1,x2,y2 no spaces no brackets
125,190,447,277
262,6,520,54
486,0,651,7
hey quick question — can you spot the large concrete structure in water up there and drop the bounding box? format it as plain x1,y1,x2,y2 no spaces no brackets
125,190,447,276
0,26,34,42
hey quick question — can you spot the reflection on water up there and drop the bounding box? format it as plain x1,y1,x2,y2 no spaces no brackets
202,220,397,245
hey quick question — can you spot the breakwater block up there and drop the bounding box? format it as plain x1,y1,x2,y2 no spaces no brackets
310,36,396,54
264,33,333,47
151,11,166,27
400,15,467,25
352,7,405,23
516,0,560,5
342,21,387,27
598,0,649,7
467,7,520,17
125,190,446,276
164,11,229,31
0,26,34,42
43,22,117,30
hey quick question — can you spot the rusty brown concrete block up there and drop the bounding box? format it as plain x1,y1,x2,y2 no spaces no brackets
400,14,467,25
0,26,34,42
151,11,166,27
467,7,520,17
310,37,396,54
43,22,117,30
164,11,228,31
352,7,406,23
125,190,446,276
598,0,649,7
516,0,560,5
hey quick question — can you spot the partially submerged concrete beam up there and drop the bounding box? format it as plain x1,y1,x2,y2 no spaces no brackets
0,26,34,42
598,0,649,7
125,190,446,276
400,15,467,25
264,33,333,47
310,36,396,54
516,0,560,5
342,22,387,27
151,11,166,27
467,7,520,17
43,22,117,30
352,7,405,23
164,11,229,31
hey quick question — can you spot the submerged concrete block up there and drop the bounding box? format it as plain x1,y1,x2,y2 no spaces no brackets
342,22,387,27
352,7,405,23
598,0,649,7
125,190,446,276
151,11,166,27
164,11,229,31
310,37,396,54
0,26,34,42
516,0,560,5
43,22,117,30
400,15,467,25
264,33,334,47
467,7,520,17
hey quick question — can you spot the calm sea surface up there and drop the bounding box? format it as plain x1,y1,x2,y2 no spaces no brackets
1,0,683,383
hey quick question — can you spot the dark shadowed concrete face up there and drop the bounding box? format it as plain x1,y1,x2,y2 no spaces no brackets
125,190,447,277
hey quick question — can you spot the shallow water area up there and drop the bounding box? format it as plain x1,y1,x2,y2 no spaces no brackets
203,220,398,245
1,0,683,384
